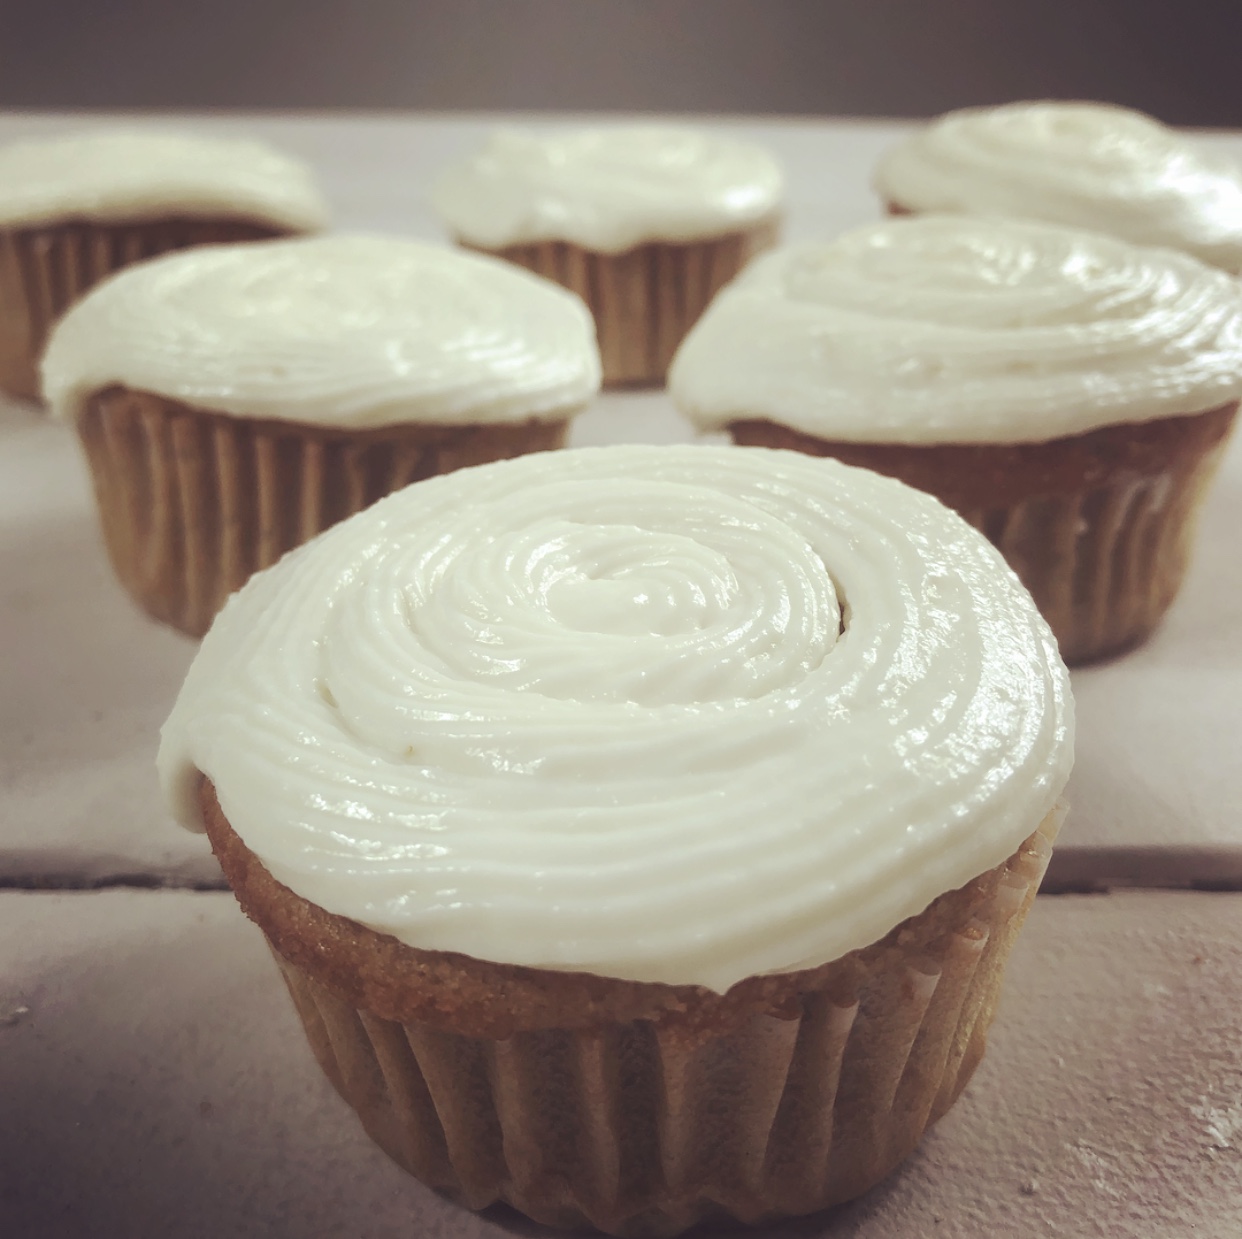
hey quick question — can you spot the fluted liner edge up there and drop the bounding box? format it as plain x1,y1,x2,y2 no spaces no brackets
76,388,569,638
730,406,1237,665
269,812,1058,1237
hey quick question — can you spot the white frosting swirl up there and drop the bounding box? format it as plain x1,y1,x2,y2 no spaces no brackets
41,235,601,427
432,126,784,252
874,102,1242,272
158,444,1073,993
0,129,328,231
670,217,1242,444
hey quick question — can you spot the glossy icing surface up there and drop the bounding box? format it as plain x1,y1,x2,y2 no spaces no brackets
432,125,784,252
0,129,328,230
670,216,1242,444
874,102,1242,271
159,445,1073,992
42,235,601,427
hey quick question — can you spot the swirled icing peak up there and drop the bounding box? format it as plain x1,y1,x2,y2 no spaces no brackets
670,216,1242,444
432,126,784,252
41,235,601,427
874,102,1242,271
158,444,1073,992
0,129,328,230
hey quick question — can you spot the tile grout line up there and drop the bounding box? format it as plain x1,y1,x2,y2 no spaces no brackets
4,849,1242,894
4,876,1242,896
1042,846,1242,893
0,875,229,892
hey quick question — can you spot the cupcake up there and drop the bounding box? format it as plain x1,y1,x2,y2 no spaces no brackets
432,126,783,386
158,444,1073,1235
42,234,600,639
874,101,1242,272
0,128,328,402
670,217,1242,665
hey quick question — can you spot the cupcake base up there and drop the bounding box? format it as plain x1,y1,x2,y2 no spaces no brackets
76,387,569,638
731,404,1238,665
0,217,287,403
199,777,1061,1237
466,219,779,388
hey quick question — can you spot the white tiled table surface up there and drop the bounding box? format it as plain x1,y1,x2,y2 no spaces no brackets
3,114,1242,1237
4,891,1240,1238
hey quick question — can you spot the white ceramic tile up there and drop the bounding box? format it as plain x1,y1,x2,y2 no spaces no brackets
2,889,1240,1237
0,402,213,884
1062,423,1242,853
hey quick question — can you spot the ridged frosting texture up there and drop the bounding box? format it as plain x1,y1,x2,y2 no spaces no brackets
0,129,329,230
158,445,1073,992
432,125,784,252
874,102,1242,271
670,216,1242,444
41,235,602,427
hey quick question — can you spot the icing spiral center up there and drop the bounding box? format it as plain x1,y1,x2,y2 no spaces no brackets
374,478,841,709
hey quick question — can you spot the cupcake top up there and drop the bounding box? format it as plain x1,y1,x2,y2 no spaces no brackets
0,129,329,231
158,444,1073,993
41,235,602,427
670,216,1242,445
874,101,1242,271
432,125,784,252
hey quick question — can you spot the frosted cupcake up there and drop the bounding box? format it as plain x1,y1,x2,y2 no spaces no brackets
159,443,1073,1235
874,101,1242,272
42,235,600,638
432,126,783,385
670,217,1242,664
0,129,328,402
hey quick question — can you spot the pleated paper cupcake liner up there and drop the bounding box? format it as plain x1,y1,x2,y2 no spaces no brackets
956,462,1224,663
469,220,778,387
258,808,1060,1238
731,405,1237,665
0,218,285,402
76,387,569,638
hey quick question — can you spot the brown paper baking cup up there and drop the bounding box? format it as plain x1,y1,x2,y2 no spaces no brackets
467,219,779,388
200,777,1060,1237
0,217,287,403
75,387,570,638
731,404,1237,665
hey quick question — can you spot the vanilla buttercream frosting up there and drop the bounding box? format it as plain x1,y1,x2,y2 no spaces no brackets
0,129,328,231
159,444,1073,992
874,102,1242,272
42,235,601,426
432,126,784,252
670,216,1242,444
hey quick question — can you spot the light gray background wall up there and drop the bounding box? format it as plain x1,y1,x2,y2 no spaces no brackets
2,0,1241,124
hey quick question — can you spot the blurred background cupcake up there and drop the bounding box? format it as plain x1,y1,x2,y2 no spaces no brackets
0,128,329,403
874,101,1242,272
432,125,783,386
670,215,1242,664
41,234,601,638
